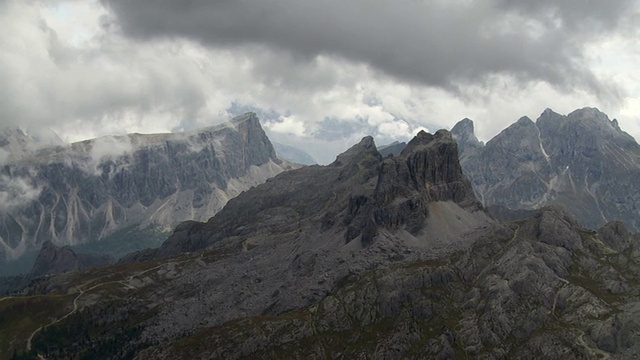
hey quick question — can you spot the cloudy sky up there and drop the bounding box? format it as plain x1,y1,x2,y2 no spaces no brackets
1,0,639,163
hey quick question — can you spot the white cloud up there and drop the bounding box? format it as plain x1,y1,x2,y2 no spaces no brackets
90,134,132,162
0,149,9,166
0,0,637,164
0,175,42,210
265,115,308,137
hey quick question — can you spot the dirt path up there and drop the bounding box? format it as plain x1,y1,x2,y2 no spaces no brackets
25,258,193,353
26,287,85,351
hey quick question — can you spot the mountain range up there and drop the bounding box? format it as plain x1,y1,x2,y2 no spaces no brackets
3,117,640,359
451,107,640,232
2,108,640,359
0,113,295,275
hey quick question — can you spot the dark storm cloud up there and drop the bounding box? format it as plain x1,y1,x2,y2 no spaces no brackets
0,1,213,136
101,0,636,96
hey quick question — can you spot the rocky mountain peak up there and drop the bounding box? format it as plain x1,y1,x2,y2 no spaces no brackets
400,129,454,156
30,241,77,277
451,118,474,137
567,106,608,121
451,118,483,158
229,112,280,165
396,129,481,209
611,118,622,131
30,240,113,278
333,136,380,166
540,107,557,116
515,115,535,126
0,113,294,273
491,116,535,142
457,107,640,231
536,107,564,129
484,115,544,158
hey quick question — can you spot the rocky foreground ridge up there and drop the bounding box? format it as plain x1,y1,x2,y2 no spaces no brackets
0,113,294,273
2,127,640,359
451,107,640,232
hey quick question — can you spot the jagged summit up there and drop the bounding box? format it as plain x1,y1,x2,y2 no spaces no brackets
401,129,453,155
538,107,626,137
540,107,558,116
567,106,607,120
451,118,483,159
131,128,488,261
457,106,640,231
332,135,379,166
451,118,475,138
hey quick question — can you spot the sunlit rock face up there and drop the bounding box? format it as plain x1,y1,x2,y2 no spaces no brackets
453,107,640,231
0,113,294,268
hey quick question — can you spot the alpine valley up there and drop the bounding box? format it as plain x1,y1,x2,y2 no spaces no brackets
2,108,640,359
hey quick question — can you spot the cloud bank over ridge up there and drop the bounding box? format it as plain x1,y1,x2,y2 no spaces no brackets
0,0,638,163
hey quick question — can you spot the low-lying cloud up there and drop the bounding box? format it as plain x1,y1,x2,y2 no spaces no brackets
0,175,42,211
0,0,638,164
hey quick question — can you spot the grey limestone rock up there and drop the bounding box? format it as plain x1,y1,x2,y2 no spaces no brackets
454,107,640,231
0,113,294,273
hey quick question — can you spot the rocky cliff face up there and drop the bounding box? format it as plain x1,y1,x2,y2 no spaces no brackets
453,107,640,231
5,128,640,359
0,113,294,271
451,117,483,160
127,129,486,262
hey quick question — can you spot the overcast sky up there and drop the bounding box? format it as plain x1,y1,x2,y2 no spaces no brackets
1,0,639,163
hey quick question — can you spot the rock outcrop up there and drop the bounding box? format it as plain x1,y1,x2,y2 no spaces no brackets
30,240,113,278
0,113,295,273
141,206,640,359
453,107,640,231
127,129,486,261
